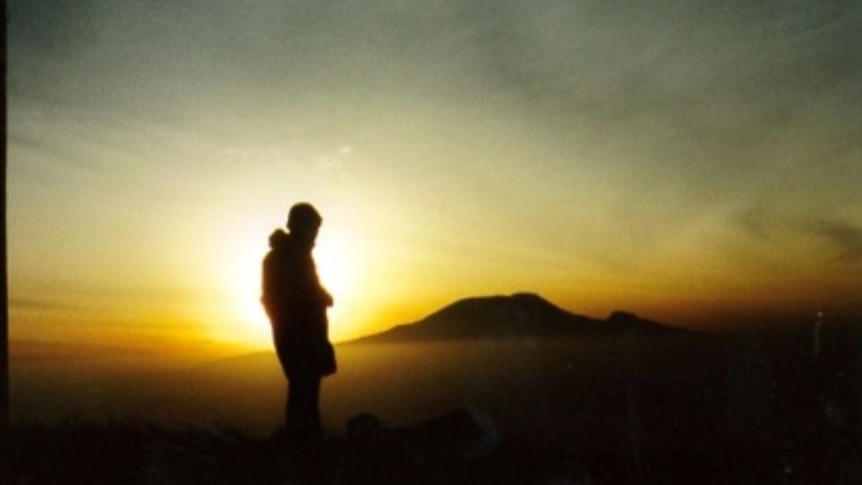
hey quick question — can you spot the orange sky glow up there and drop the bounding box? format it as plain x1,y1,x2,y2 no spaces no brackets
7,0,861,356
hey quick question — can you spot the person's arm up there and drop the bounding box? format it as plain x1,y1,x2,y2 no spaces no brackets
261,256,282,321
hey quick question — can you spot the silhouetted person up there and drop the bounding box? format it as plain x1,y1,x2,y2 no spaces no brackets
261,203,336,447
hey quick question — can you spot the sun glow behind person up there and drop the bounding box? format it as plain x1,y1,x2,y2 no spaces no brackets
307,218,373,343
212,209,367,349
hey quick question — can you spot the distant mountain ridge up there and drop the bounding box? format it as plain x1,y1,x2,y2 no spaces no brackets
349,293,683,343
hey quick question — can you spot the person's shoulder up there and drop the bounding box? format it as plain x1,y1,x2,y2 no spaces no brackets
268,228,290,249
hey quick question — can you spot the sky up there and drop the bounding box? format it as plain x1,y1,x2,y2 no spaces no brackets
7,0,862,351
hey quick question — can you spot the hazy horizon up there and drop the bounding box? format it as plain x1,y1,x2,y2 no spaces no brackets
11,290,853,429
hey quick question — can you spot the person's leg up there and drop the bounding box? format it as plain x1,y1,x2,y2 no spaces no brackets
287,375,323,444
286,377,302,439
305,376,323,442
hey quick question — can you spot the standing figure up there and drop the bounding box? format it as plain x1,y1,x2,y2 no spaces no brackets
261,202,336,446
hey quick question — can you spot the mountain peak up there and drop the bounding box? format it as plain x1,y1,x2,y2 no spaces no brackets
358,293,601,342
348,293,681,344
421,293,582,328
608,311,639,322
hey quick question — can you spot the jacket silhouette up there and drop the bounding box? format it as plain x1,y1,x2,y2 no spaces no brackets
261,203,336,445
263,228,336,378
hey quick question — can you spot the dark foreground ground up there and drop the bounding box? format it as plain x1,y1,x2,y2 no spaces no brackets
5,322,862,484
3,399,860,485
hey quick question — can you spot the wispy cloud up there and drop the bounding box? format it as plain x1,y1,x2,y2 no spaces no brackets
734,205,862,265
10,298,77,312
805,220,862,264
736,205,780,242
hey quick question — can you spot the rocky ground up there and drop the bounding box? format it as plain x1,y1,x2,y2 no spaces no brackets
5,405,860,484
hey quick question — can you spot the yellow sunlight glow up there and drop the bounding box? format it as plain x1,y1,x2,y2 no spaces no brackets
224,237,272,349
219,221,362,348
314,227,361,342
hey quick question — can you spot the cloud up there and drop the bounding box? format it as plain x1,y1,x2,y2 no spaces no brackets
734,205,862,265
736,205,780,242
805,220,862,264
10,298,77,312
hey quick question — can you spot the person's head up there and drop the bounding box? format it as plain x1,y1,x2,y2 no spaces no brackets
286,202,322,246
